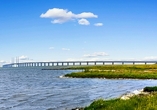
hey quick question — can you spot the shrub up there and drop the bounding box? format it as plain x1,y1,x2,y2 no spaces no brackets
144,86,157,92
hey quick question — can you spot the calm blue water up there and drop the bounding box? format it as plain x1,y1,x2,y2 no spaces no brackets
0,68,157,110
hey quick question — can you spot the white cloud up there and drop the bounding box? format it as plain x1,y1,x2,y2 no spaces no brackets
94,23,103,26
83,52,109,57
78,19,90,25
62,48,70,51
40,8,98,24
0,60,6,63
66,57,110,61
49,47,54,50
144,56,157,61
19,55,29,60
76,12,98,18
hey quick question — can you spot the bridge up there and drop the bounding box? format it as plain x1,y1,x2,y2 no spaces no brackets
2,61,157,68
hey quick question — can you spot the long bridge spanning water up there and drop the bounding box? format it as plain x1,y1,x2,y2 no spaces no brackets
2,61,157,68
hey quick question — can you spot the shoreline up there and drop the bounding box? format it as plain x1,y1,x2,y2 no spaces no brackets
84,87,157,110
65,65,157,109
71,87,156,110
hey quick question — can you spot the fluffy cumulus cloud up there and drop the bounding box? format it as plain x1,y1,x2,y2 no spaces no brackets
40,8,75,23
76,12,98,18
78,19,90,25
19,55,29,60
83,52,109,57
94,23,103,26
40,8,99,25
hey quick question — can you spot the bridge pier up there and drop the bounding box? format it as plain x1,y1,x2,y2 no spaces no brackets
87,62,88,65
103,62,105,65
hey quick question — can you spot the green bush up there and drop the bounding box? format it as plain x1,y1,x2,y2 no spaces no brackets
144,86,157,92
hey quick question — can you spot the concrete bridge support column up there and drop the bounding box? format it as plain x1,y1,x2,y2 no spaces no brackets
103,62,105,65
95,62,96,65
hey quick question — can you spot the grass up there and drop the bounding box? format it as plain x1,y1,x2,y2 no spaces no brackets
84,92,157,110
65,65,157,79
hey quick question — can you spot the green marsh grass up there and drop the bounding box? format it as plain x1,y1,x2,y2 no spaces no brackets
65,65,157,79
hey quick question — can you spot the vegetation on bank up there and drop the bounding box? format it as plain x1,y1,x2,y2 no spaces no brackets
65,65,157,79
144,86,157,92
84,92,157,110
84,86,157,110
67,65,157,110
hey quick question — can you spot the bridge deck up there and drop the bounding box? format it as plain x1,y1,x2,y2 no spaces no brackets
3,61,157,68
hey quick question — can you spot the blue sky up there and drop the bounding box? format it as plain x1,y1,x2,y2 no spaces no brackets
0,0,157,65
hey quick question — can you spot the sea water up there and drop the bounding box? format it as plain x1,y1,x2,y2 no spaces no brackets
0,68,157,110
